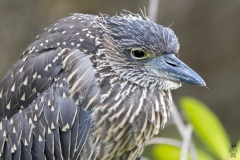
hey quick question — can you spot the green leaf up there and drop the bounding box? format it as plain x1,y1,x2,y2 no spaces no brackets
152,144,214,160
197,149,215,160
152,145,182,160
180,97,230,159
236,140,240,160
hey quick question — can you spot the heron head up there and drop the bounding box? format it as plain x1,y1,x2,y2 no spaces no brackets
97,13,205,90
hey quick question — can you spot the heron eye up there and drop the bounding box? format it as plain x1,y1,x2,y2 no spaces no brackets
131,50,148,59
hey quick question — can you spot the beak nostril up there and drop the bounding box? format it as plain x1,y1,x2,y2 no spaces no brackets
166,61,178,67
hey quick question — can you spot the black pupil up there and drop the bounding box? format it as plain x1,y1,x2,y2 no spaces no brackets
133,50,145,58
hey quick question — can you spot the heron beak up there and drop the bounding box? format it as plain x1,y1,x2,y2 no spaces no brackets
146,53,206,86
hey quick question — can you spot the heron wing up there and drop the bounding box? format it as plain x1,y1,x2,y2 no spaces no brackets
0,47,94,159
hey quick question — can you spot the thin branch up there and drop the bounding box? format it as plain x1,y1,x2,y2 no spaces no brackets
148,137,182,148
171,103,198,160
148,0,160,22
140,157,150,160
180,124,193,160
171,103,186,136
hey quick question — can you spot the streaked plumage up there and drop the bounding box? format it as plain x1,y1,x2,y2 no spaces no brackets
0,13,205,159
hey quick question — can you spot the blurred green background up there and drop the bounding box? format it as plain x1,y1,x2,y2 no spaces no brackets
0,0,239,159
